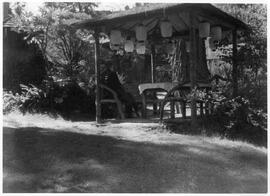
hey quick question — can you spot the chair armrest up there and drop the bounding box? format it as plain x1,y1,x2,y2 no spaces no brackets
100,84,118,100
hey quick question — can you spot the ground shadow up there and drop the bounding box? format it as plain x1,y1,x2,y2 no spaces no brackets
3,126,267,193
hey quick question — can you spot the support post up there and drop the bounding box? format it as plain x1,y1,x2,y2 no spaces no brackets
189,13,198,128
151,44,157,114
151,44,155,83
232,28,238,97
94,30,101,123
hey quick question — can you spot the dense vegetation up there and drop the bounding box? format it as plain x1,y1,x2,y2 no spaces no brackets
205,4,267,146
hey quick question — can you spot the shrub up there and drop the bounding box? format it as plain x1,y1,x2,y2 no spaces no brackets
203,89,267,146
3,81,96,120
3,91,22,114
19,84,50,114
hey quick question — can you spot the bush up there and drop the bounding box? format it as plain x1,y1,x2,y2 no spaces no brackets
203,89,267,146
3,81,96,120
3,91,22,114
211,95,266,130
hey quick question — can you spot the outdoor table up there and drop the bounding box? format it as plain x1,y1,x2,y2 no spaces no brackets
138,82,179,95
138,82,179,118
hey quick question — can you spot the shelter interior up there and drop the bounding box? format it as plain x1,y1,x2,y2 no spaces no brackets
72,3,247,122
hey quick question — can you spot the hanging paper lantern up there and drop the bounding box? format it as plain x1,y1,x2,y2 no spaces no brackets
210,26,222,41
166,42,175,54
124,40,134,53
185,41,191,53
207,37,215,50
117,49,124,56
110,30,122,45
199,22,210,38
130,37,136,43
120,36,125,44
136,42,146,54
135,24,147,41
110,43,120,51
160,20,173,38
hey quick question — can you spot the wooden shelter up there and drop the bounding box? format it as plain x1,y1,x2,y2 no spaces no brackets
71,3,248,124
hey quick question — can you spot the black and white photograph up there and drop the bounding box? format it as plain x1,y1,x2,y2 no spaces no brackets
2,1,267,193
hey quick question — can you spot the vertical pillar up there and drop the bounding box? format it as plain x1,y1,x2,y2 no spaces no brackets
4,3,10,19
94,30,101,123
151,44,155,83
232,28,238,97
151,44,157,115
189,12,198,127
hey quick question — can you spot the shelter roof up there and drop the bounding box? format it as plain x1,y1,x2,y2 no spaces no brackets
72,3,248,35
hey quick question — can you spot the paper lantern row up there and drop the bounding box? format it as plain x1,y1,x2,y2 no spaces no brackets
135,21,173,40
111,40,146,54
199,22,222,41
110,20,173,44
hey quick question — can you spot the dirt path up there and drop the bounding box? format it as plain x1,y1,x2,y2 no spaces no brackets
3,113,267,193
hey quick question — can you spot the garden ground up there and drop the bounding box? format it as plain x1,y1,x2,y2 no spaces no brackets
3,112,267,193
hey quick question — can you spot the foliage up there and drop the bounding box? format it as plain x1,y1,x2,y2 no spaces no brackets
170,86,266,146
3,84,47,114
212,4,267,113
203,86,267,134
3,91,22,114
216,4,267,78
182,84,267,146
3,82,96,119
11,2,98,83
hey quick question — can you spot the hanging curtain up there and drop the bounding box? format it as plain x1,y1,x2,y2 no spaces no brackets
195,31,211,83
171,39,189,83
171,34,211,83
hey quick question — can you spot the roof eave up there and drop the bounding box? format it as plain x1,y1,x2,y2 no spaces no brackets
71,3,248,31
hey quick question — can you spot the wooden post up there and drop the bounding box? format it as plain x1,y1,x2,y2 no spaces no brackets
189,13,198,127
232,28,238,97
151,44,155,83
151,44,157,114
94,30,101,123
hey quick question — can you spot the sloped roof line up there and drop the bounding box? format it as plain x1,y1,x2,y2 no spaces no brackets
72,3,248,30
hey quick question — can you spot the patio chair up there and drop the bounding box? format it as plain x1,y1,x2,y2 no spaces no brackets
100,84,125,119
159,81,212,120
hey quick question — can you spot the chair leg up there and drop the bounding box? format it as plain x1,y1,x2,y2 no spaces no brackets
210,102,214,114
200,102,204,117
175,102,180,114
181,101,186,119
205,101,209,116
153,103,157,115
115,100,125,119
170,101,175,119
157,102,162,115
142,92,147,118
160,100,166,121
